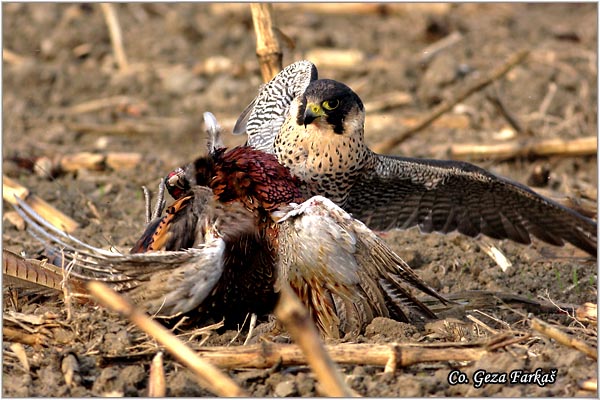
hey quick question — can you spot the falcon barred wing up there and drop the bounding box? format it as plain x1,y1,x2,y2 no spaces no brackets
274,196,447,338
13,192,227,317
233,60,318,153
348,155,597,255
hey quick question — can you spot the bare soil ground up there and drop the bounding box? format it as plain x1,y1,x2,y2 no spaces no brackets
2,3,597,397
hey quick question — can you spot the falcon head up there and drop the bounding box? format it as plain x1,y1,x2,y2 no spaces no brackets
296,79,365,135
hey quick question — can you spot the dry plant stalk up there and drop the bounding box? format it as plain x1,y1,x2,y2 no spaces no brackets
55,95,141,115
373,49,530,154
478,239,512,272
576,303,597,325
3,327,46,347
48,151,141,172
3,211,26,231
3,48,30,65
148,352,166,397
578,378,597,392
531,317,597,360
366,114,470,141
275,284,358,397
8,151,141,178
250,3,282,82
66,121,158,135
305,48,365,70
190,341,490,369
100,3,129,71
282,3,388,15
2,176,79,233
448,136,597,161
364,91,413,113
9,343,30,373
214,3,451,16
485,91,531,136
275,3,450,16
61,353,80,388
87,281,247,397
420,31,463,64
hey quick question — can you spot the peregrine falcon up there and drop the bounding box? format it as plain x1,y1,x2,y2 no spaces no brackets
234,61,597,256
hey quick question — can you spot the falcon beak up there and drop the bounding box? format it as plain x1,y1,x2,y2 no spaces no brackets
303,102,325,127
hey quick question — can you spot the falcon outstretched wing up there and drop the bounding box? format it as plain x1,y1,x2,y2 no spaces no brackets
348,155,597,255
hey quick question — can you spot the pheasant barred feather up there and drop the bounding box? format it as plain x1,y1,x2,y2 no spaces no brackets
14,191,228,317
274,195,446,337
12,111,452,338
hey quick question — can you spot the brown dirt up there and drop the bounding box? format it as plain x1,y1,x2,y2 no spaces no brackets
3,3,597,397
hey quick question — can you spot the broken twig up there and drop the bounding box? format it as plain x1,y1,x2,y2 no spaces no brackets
190,340,494,369
100,3,129,71
364,91,413,113
419,31,463,65
148,352,166,397
531,317,597,360
87,281,247,397
52,96,145,115
578,378,597,392
485,89,531,136
3,327,46,348
305,48,366,70
3,48,30,65
250,3,282,82
447,136,597,161
3,175,79,233
275,284,357,397
576,303,597,325
61,352,81,388
9,343,31,374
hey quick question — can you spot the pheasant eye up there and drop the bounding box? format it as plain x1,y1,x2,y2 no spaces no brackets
165,168,189,199
322,99,339,110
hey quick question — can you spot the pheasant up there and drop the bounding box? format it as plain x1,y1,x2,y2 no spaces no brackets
11,113,447,338
233,60,597,256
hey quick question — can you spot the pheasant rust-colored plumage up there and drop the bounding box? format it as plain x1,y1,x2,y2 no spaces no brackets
130,193,200,253
14,115,448,337
148,145,307,325
160,130,450,336
163,144,305,252
130,145,306,325
177,146,305,212
235,60,597,256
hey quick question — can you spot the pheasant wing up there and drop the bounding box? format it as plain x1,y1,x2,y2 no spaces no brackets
13,190,227,317
274,196,446,338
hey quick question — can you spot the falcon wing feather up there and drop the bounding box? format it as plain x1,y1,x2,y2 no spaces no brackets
233,60,318,153
348,155,597,256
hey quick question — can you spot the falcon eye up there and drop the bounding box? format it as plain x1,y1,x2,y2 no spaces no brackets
322,99,339,110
